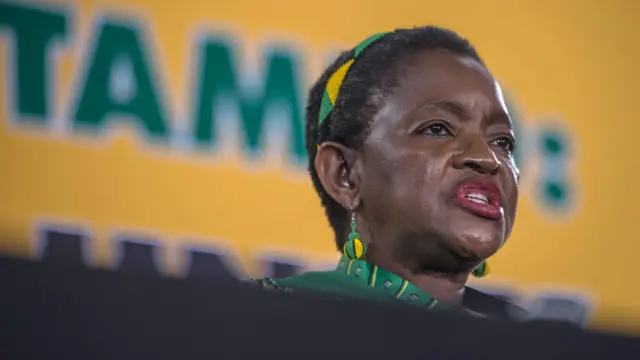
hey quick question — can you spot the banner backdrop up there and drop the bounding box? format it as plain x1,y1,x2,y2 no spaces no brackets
0,0,638,330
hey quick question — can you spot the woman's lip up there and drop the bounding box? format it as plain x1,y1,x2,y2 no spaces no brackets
455,195,503,220
453,178,503,220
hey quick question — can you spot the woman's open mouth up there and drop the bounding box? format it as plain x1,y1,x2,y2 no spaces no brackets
454,178,503,221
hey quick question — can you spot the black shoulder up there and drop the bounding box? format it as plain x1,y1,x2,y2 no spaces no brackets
241,277,293,292
463,287,528,320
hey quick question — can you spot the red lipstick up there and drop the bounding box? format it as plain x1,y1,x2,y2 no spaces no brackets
454,178,502,220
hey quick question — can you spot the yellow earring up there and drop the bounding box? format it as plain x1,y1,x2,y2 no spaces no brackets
342,212,366,260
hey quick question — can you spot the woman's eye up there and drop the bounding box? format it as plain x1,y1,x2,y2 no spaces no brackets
421,123,452,137
491,137,515,153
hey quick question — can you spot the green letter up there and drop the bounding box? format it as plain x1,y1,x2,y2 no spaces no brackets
0,2,68,120
74,20,168,140
192,38,306,162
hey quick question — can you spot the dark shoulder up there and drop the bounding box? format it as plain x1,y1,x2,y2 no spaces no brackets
463,286,528,319
242,271,384,301
245,271,351,290
240,271,336,292
241,277,292,292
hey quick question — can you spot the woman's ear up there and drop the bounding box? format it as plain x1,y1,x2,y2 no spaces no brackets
314,142,362,209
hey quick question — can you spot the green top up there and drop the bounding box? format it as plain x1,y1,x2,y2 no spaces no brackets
250,255,448,311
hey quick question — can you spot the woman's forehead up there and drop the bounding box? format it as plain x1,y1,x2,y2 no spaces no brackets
377,51,507,119
394,51,496,99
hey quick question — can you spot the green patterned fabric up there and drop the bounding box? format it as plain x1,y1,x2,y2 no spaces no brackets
248,255,446,311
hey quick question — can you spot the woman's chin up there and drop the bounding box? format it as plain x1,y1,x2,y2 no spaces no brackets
454,230,504,260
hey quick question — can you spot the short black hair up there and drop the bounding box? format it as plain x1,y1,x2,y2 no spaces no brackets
305,26,484,249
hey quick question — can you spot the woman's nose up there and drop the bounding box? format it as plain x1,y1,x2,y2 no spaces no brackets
452,136,501,175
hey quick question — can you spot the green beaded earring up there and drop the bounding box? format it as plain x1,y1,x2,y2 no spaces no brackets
342,212,366,260
472,261,490,278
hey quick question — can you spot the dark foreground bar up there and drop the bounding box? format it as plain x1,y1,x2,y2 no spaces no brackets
1,257,639,360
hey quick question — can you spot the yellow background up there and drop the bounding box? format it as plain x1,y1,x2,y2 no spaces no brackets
1,0,639,332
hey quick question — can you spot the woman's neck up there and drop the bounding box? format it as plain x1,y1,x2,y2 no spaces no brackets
402,271,468,307
364,250,470,307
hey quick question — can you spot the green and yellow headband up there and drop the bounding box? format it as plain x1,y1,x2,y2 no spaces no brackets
317,31,393,130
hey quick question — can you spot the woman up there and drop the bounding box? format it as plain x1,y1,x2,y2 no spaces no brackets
251,26,523,318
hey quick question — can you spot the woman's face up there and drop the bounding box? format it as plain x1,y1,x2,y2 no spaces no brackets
359,50,519,272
